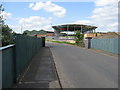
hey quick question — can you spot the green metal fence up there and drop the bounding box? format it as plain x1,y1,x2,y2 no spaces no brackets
15,35,43,79
2,45,15,88
91,38,120,55
2,35,45,88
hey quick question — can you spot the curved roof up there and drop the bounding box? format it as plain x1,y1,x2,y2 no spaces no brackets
52,24,97,33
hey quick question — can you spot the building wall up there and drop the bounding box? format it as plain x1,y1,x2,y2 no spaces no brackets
46,33,54,37
54,29,61,40
84,33,97,39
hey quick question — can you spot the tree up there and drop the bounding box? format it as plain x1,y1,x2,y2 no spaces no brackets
22,32,27,35
0,4,14,46
2,25,14,46
0,4,4,47
0,4,4,25
23,30,47,35
74,31,85,47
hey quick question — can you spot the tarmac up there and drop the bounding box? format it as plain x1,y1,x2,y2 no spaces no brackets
13,47,61,89
47,42,118,88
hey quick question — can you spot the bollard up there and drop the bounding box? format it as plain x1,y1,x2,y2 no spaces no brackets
84,37,92,49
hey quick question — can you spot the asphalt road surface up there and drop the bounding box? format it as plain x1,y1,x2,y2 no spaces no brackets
46,42,118,88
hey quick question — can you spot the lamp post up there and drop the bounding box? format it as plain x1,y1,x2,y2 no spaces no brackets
81,25,83,34
21,25,22,34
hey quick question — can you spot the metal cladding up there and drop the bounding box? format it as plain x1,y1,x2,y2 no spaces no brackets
91,38,120,55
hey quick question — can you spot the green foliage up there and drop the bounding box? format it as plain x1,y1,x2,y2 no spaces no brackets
0,4,15,46
74,31,85,47
52,41,76,45
22,32,27,35
2,25,15,46
0,4,5,25
23,29,47,35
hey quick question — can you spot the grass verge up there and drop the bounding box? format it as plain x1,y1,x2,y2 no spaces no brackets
51,41,76,45
46,40,85,47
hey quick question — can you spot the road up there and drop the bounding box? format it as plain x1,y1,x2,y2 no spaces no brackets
46,42,118,88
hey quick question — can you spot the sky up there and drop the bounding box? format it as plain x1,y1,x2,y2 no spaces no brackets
0,0,119,33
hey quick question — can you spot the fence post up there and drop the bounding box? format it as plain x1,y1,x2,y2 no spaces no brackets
42,37,45,47
84,37,92,49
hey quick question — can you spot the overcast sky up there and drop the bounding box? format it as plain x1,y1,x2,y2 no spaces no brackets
1,0,118,33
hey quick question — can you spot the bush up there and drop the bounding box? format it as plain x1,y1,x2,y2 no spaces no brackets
1,25,15,46
74,31,85,47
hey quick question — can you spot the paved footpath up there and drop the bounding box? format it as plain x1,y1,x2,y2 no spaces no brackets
47,42,118,88
13,47,61,88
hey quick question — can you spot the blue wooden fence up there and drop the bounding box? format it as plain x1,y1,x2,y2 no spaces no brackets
1,35,45,88
91,38,120,55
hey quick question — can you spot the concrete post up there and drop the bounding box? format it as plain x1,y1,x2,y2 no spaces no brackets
42,37,45,47
81,25,83,34
84,37,92,49
67,25,69,41
54,29,60,40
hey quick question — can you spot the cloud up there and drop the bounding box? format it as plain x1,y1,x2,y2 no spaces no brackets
94,0,118,6
73,20,93,25
9,24,53,34
106,22,118,32
17,16,53,33
91,5,117,21
32,2,44,10
90,0,118,32
19,16,52,26
0,11,12,20
29,1,66,17
67,0,118,32
8,25,21,33
29,3,34,8
73,0,118,32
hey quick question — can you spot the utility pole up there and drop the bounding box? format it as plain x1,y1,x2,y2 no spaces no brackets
21,25,22,34
81,25,83,34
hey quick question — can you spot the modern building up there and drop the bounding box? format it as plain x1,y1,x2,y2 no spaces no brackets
52,24,97,39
